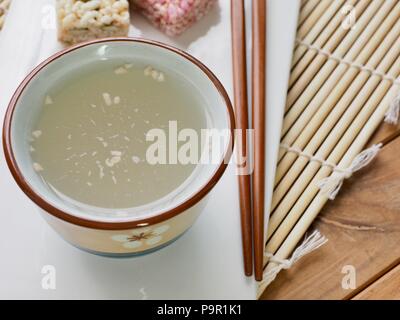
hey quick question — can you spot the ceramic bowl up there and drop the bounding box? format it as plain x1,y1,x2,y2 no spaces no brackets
3,38,234,256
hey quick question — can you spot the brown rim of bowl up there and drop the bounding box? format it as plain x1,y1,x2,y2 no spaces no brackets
2,37,235,231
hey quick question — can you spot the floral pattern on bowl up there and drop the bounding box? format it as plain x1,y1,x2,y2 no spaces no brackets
111,225,170,249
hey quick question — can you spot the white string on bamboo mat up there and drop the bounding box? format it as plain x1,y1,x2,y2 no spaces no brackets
296,38,400,124
261,231,328,288
280,143,338,170
280,143,382,200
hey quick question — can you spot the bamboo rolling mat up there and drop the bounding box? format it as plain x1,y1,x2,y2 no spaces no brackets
259,0,400,297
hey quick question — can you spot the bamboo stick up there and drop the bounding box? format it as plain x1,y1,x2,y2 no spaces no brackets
291,0,365,76
280,0,396,158
298,0,321,27
297,0,333,41
273,8,400,193
380,128,400,146
268,39,400,239
300,0,308,10
285,0,386,113
259,75,400,297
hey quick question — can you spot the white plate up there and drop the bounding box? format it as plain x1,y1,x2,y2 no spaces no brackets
0,0,298,299
264,0,299,237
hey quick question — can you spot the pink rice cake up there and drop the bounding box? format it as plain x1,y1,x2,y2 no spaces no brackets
134,0,217,36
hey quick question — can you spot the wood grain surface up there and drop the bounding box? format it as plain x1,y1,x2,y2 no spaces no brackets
353,264,400,300
261,123,400,300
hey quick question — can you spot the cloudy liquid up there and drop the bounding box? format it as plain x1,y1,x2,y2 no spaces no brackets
30,61,207,210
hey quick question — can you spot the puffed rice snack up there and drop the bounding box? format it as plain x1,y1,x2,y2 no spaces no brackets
0,0,11,31
133,0,217,36
57,0,130,44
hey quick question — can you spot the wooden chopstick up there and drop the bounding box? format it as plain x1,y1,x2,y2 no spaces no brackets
230,0,253,277
380,128,400,147
252,0,266,281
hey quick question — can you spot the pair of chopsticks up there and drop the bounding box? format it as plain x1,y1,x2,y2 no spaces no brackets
230,0,266,280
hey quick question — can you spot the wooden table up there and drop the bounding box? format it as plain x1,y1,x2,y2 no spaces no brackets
261,123,400,300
